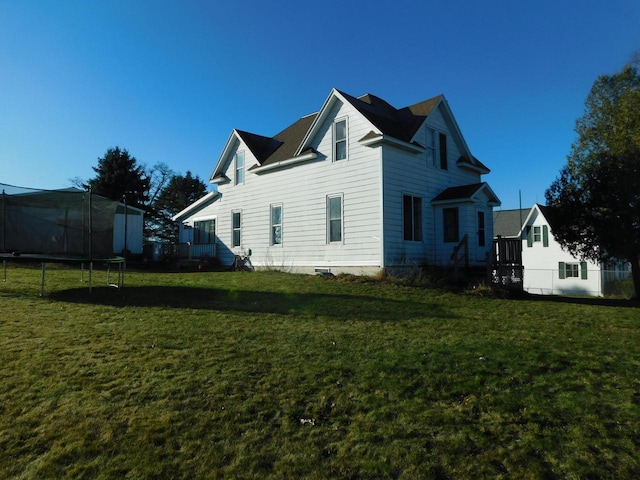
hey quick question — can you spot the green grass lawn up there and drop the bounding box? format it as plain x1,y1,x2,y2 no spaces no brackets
1,265,639,479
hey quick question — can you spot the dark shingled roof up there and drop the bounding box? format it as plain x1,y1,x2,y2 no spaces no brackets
338,90,442,144
432,183,486,202
235,130,283,165
493,208,530,237
238,89,483,172
247,113,318,169
536,204,560,231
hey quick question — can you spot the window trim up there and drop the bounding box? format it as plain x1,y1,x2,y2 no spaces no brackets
425,127,436,167
270,203,283,246
327,194,344,244
403,194,423,242
533,226,542,243
231,210,242,247
526,225,549,247
477,211,486,247
193,217,216,244
333,118,348,162
439,133,448,170
559,261,588,280
234,151,245,185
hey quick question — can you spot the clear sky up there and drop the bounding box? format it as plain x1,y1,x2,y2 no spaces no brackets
1,0,639,209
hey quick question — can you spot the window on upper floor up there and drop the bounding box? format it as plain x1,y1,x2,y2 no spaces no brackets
271,204,282,246
403,195,423,242
443,207,459,243
439,133,448,170
425,127,436,167
526,225,549,247
232,211,242,247
327,194,343,243
533,226,542,243
334,119,347,161
235,151,245,185
193,219,215,244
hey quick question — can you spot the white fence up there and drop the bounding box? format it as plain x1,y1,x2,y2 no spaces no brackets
522,268,632,297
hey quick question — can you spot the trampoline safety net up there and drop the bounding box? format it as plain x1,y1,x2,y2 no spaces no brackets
1,183,119,258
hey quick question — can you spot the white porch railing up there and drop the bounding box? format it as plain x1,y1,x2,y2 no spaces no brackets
176,243,217,260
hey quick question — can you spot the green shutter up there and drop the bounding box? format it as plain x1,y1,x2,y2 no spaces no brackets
526,226,533,247
581,261,588,280
558,262,566,279
543,225,549,247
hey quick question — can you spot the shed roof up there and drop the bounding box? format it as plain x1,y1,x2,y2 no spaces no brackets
493,208,530,237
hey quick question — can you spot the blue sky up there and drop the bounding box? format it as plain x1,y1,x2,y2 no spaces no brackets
1,1,639,209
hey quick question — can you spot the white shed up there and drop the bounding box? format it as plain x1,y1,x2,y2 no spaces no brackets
113,204,144,255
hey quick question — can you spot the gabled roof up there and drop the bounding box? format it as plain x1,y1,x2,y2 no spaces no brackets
431,182,500,206
493,208,531,237
520,203,561,234
172,191,220,222
210,88,489,179
337,90,441,144
250,113,318,169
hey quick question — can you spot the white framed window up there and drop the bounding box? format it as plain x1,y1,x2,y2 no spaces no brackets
425,127,436,167
526,225,549,247
270,204,282,246
439,133,448,170
327,194,343,243
235,151,245,185
193,219,216,244
333,118,347,161
232,210,242,247
566,264,579,278
533,226,542,243
559,261,588,280
403,194,422,242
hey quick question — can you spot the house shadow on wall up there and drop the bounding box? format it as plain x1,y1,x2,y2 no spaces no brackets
50,285,455,321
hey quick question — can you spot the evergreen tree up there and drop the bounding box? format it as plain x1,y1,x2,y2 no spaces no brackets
150,171,208,243
88,147,150,210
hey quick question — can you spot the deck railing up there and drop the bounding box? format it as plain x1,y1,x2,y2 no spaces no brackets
175,242,217,260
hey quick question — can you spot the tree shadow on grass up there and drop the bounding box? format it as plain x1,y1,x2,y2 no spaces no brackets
50,286,455,321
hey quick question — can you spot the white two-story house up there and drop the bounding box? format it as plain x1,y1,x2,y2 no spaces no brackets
173,88,500,274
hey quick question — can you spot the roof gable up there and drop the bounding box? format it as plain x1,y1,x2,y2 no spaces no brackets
432,182,501,206
209,88,489,180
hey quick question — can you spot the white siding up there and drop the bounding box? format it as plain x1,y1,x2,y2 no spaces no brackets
381,104,489,269
522,209,602,296
113,208,143,255
185,99,384,273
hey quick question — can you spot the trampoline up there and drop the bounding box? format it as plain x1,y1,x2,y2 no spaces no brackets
1,182,127,295
1,253,125,296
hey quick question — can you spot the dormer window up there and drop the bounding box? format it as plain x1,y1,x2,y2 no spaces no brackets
334,119,347,161
235,151,245,185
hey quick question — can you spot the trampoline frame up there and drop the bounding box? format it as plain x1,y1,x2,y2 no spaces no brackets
1,254,126,296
